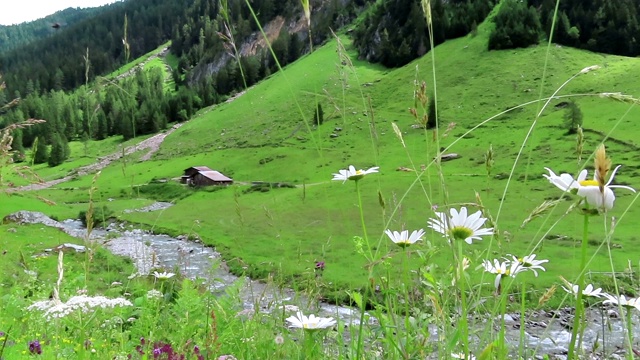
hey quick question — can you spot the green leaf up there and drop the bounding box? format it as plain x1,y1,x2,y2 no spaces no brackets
348,291,363,308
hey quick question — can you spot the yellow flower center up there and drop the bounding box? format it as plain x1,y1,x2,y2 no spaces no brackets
450,226,473,242
579,180,598,187
348,170,365,181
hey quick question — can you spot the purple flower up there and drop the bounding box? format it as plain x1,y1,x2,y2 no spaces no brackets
315,261,325,270
28,340,42,355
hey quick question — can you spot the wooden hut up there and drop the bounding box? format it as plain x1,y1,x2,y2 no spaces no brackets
182,166,233,186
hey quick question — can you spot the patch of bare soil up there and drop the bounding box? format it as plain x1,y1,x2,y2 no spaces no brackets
8,123,183,192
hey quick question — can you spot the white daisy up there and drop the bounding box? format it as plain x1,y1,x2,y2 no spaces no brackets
332,165,379,182
508,254,548,277
384,229,425,248
543,166,635,210
285,311,336,331
428,207,493,244
603,294,640,310
561,282,603,299
153,271,176,280
482,259,524,290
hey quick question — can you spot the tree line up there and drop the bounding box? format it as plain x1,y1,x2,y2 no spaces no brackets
2,67,206,166
0,7,102,53
489,0,640,54
352,0,496,67
353,0,640,66
0,0,188,97
0,0,372,167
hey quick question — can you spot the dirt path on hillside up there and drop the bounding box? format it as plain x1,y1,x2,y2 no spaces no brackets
8,123,184,192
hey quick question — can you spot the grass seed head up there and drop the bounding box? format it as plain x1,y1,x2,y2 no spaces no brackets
594,143,611,192
484,144,494,176
391,122,406,148
520,199,562,228
421,0,432,28
579,65,600,74
538,284,556,307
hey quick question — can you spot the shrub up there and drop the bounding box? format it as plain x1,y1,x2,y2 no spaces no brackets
136,181,192,201
78,205,113,228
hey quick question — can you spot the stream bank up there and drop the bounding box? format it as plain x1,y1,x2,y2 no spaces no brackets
3,210,636,359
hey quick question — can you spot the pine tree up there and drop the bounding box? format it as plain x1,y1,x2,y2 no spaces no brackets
563,101,583,135
48,133,66,167
32,136,49,164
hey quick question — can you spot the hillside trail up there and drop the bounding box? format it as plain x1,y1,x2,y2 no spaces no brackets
8,123,184,192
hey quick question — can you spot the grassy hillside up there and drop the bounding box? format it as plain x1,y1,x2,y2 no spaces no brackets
4,25,640,306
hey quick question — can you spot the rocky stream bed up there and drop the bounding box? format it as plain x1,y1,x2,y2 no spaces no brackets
3,209,638,359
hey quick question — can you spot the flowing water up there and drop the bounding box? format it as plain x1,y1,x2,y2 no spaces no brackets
4,209,636,359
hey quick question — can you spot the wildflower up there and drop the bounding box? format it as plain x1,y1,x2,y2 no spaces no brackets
153,271,176,280
603,294,640,310
28,339,42,355
146,289,163,300
561,282,603,299
543,167,635,210
286,311,336,331
194,345,204,360
428,207,493,244
28,295,133,319
274,334,285,345
543,146,635,212
384,229,425,248
315,261,325,271
217,356,238,360
508,254,548,276
331,165,379,182
482,259,524,290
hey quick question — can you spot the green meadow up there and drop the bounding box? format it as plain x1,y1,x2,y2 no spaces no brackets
3,23,640,310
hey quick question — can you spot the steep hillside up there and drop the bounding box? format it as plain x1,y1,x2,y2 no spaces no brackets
0,6,105,53
3,13,640,303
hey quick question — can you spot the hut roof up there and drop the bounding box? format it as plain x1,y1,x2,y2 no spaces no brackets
184,166,213,172
199,170,233,182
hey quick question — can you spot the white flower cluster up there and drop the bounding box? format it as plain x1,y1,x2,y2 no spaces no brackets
561,281,640,311
28,295,133,319
482,254,549,290
146,289,163,300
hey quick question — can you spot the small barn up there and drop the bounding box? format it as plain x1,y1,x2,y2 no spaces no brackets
181,166,233,186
